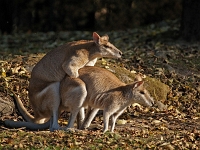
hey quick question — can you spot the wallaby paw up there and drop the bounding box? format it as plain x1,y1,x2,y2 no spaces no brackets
102,128,109,133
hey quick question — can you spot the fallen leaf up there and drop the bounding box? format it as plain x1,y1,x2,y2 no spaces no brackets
117,119,127,125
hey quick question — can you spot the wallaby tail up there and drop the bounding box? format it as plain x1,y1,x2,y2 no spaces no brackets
12,92,35,122
4,119,50,130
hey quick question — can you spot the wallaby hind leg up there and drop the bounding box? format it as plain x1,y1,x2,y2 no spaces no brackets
50,109,60,131
47,82,61,131
61,77,87,129
103,111,111,133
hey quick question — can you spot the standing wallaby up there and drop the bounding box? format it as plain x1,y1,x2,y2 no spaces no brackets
4,32,122,131
60,66,154,133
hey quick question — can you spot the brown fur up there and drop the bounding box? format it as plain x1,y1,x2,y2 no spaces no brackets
60,66,154,133
4,32,122,131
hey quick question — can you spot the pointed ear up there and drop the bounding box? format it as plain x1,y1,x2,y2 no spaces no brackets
134,75,143,82
101,35,109,41
133,81,144,89
93,32,100,44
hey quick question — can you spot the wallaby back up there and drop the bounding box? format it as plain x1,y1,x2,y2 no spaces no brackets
78,67,153,108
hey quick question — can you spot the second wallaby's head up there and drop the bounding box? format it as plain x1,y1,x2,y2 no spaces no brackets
130,79,154,107
93,32,122,59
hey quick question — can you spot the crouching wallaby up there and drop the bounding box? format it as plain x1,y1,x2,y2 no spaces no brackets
60,66,154,133
4,32,122,131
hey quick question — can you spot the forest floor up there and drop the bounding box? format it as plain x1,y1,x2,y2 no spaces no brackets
0,20,200,149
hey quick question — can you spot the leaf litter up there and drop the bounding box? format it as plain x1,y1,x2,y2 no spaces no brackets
0,20,200,149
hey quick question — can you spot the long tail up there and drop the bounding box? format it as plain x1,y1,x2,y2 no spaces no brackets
4,91,50,130
4,120,50,130
12,92,35,122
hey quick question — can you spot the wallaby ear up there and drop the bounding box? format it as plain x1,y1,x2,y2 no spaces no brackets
93,32,100,44
134,74,143,82
133,81,144,89
101,35,109,41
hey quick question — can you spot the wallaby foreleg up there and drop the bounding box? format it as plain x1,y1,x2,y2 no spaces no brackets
61,76,87,129
110,108,126,132
80,108,99,130
103,111,111,133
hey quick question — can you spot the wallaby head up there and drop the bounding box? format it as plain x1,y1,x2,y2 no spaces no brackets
130,80,154,107
92,32,122,59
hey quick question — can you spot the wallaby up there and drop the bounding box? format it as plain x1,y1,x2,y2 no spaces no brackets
4,32,122,131
60,66,154,133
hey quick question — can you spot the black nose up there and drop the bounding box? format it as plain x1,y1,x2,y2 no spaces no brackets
119,51,122,56
152,99,155,106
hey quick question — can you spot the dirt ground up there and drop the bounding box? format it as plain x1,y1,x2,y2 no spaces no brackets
0,22,200,149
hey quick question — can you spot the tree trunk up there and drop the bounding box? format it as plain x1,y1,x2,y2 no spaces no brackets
181,0,200,41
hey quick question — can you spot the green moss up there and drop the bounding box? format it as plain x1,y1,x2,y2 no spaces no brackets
95,60,169,102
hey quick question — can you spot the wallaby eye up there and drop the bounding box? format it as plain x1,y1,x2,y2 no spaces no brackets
140,91,145,94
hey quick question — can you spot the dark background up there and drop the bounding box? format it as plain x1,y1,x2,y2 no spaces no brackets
1,0,200,41
0,0,182,33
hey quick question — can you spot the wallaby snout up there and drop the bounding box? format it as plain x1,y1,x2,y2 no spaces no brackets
147,91,155,107
151,98,154,106
144,91,154,107
102,46,122,59
148,97,154,107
